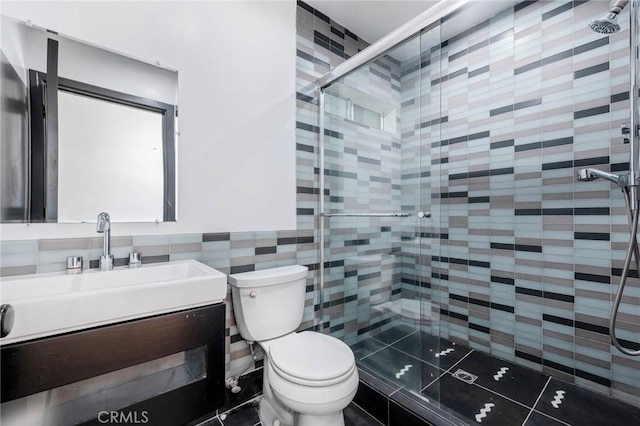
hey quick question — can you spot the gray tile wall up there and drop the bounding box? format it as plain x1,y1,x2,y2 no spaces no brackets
299,0,640,407
397,0,640,405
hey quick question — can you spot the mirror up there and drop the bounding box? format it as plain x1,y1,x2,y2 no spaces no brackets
0,15,178,223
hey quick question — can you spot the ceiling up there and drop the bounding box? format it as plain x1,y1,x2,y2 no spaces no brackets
303,0,520,62
304,0,439,44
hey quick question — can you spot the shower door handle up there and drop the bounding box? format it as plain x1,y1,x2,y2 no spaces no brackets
320,212,410,217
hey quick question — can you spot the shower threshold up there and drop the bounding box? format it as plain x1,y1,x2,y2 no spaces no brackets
351,324,640,426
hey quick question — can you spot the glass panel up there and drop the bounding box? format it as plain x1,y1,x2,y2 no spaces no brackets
1,347,206,426
416,23,446,375
323,0,640,422
322,23,442,396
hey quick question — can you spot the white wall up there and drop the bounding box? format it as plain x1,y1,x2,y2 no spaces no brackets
57,35,179,105
0,0,297,240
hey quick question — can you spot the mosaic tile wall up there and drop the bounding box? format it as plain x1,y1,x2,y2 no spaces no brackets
397,0,640,405
298,0,640,406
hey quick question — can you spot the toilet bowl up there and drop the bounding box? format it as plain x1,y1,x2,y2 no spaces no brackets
228,266,359,426
262,331,359,425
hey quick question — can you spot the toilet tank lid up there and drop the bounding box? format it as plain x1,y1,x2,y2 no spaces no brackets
228,265,308,288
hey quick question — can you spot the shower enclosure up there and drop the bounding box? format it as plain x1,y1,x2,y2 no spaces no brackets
315,0,640,423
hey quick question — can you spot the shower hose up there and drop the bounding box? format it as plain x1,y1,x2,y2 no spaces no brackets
612,186,640,356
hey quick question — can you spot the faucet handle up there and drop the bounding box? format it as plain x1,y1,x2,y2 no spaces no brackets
129,252,141,268
66,256,83,274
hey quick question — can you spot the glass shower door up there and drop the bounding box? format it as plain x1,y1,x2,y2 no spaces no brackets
320,24,445,397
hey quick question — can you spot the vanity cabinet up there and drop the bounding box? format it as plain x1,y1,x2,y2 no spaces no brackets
1,303,225,425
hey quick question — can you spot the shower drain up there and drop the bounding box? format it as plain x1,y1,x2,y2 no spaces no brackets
452,369,478,384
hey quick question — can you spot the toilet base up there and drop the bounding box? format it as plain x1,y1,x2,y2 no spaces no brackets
258,392,347,426
297,411,345,426
259,393,294,426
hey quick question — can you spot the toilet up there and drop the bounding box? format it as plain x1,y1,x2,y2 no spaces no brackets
228,265,359,426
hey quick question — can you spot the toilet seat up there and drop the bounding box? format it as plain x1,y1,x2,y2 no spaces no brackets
268,331,355,386
270,358,357,387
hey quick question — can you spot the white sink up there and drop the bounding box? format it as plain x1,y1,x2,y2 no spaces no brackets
0,259,227,345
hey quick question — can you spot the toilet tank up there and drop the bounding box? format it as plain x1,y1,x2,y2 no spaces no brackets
228,265,308,342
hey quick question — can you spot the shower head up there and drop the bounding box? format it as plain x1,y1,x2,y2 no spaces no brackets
589,12,622,34
588,0,629,34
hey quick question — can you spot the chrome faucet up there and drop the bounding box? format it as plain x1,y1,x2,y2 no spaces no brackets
96,212,114,271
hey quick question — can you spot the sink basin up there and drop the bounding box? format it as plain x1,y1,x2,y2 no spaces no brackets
0,260,227,345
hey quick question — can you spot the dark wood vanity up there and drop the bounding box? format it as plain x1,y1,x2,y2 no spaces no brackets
1,303,225,425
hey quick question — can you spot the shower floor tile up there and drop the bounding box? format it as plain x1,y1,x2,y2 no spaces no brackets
522,411,568,425
359,346,442,392
533,378,640,426
355,333,640,426
391,331,472,370
421,372,531,426
351,337,386,361
454,350,549,407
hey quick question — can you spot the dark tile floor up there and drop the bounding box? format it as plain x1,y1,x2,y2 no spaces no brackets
353,325,640,426
205,397,383,426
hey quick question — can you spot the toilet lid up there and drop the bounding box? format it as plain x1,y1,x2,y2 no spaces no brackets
269,331,355,382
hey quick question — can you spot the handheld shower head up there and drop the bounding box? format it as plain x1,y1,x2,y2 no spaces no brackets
589,0,629,34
